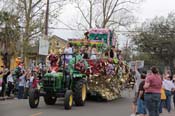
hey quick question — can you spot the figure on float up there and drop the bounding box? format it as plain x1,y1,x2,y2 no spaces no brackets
46,53,59,73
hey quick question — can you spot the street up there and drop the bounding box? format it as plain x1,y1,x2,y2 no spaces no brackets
0,90,133,116
0,97,131,116
0,90,175,116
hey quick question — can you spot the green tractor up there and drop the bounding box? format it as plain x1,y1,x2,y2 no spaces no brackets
28,54,87,110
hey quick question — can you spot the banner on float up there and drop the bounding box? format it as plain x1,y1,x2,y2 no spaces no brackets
39,38,49,55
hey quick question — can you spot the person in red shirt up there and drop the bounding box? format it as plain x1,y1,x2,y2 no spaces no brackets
144,66,162,116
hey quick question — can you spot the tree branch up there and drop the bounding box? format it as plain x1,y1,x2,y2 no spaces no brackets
106,0,114,18
76,3,90,26
29,30,41,38
106,0,119,22
32,0,42,9
31,3,45,18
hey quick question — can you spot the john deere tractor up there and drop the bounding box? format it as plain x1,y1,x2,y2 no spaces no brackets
28,54,87,110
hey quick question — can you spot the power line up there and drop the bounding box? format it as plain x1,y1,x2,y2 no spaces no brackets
48,27,175,34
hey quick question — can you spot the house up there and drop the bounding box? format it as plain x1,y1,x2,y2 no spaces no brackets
49,35,67,54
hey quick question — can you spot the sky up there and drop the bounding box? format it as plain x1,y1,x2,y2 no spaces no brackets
2,0,175,48
137,0,175,21
50,0,175,48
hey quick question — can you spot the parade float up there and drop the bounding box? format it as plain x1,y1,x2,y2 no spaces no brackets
68,29,130,101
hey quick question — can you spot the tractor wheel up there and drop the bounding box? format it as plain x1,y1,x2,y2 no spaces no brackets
64,90,73,110
29,89,40,108
44,95,57,105
74,79,87,106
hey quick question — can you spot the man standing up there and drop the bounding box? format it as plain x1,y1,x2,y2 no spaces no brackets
18,71,26,99
130,63,141,116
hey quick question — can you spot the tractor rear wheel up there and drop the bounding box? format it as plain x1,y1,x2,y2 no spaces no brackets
74,79,87,106
29,89,40,108
64,90,73,110
44,95,57,105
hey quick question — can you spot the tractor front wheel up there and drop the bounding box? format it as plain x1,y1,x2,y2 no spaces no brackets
64,90,73,110
29,89,40,108
74,79,87,106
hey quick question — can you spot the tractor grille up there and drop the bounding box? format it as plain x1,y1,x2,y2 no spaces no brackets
43,78,55,87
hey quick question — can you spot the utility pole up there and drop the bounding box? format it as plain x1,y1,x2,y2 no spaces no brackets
45,0,49,36
39,0,49,64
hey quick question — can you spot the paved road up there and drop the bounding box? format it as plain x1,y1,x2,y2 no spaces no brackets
0,97,133,116
0,90,174,116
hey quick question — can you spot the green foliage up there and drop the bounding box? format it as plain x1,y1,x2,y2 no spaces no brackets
0,11,20,52
132,12,175,66
0,11,20,68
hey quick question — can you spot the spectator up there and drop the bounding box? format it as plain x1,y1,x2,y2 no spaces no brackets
7,71,14,97
29,73,34,88
159,87,166,113
162,75,175,112
130,64,141,116
144,66,162,116
0,68,10,98
137,73,147,116
0,72,3,97
24,70,30,99
18,71,26,99
173,75,175,109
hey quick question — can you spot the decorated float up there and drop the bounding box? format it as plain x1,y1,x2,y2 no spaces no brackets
67,29,130,101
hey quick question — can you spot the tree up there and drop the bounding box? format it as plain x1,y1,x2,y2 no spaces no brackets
0,11,20,68
17,0,45,54
0,0,66,67
16,0,66,57
132,12,175,73
72,0,141,30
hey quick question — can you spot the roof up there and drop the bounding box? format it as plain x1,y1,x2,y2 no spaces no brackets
50,35,67,43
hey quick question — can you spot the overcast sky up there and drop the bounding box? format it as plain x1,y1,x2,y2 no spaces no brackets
137,0,175,21
50,0,175,47
1,0,175,47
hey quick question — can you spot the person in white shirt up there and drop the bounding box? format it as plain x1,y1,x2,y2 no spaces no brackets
90,45,98,59
18,71,26,99
162,75,175,112
29,73,34,87
130,63,141,116
64,43,73,64
7,72,14,97
173,75,175,109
